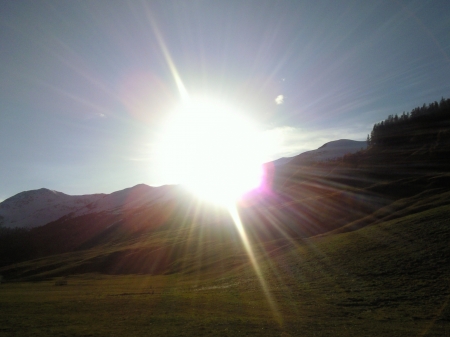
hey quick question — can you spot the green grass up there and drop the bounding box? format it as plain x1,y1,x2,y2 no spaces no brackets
1,205,449,336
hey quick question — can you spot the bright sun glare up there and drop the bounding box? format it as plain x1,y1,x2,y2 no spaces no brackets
156,97,268,206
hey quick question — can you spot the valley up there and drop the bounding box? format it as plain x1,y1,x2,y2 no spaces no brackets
1,100,450,336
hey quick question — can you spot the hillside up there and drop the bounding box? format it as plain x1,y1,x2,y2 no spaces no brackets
288,139,367,164
0,184,185,229
0,203,448,336
0,138,367,230
2,111,450,270
1,99,450,336
270,139,367,166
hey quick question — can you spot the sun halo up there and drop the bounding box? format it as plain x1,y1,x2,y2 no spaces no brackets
155,98,267,206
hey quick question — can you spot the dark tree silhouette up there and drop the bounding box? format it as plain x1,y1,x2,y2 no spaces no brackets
367,97,450,148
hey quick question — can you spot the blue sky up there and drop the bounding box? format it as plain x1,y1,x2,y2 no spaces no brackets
1,0,450,200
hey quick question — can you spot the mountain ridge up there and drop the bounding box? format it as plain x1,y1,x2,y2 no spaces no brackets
1,98,449,336
290,139,367,164
270,139,366,166
0,139,366,229
0,184,183,229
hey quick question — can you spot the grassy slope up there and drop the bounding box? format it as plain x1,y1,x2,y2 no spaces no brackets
2,137,449,269
1,115,450,335
1,204,449,336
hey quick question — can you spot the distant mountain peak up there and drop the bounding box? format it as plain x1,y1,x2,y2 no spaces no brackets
318,139,363,149
0,184,181,229
276,139,367,166
2,188,63,204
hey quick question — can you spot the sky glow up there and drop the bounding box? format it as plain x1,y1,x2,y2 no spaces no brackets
155,97,268,205
1,0,450,199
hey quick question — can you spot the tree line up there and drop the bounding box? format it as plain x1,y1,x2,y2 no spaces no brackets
367,97,450,147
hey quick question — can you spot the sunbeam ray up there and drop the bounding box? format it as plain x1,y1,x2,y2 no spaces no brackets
228,204,282,325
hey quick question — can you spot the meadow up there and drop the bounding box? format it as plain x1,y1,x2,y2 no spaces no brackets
1,205,449,336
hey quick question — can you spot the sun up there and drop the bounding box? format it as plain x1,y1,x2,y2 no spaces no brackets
155,97,267,206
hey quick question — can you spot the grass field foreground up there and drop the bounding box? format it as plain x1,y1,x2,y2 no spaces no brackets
1,205,449,336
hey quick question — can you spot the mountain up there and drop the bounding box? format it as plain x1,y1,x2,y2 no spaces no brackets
0,139,366,230
0,188,100,229
1,100,449,336
2,141,449,276
0,184,184,229
271,156,294,166
288,139,367,165
270,139,367,167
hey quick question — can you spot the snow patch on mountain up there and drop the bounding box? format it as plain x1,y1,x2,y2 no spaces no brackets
0,188,102,229
0,139,367,229
73,184,180,216
0,184,181,229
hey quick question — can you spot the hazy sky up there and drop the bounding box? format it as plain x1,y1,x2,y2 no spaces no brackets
1,0,450,199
